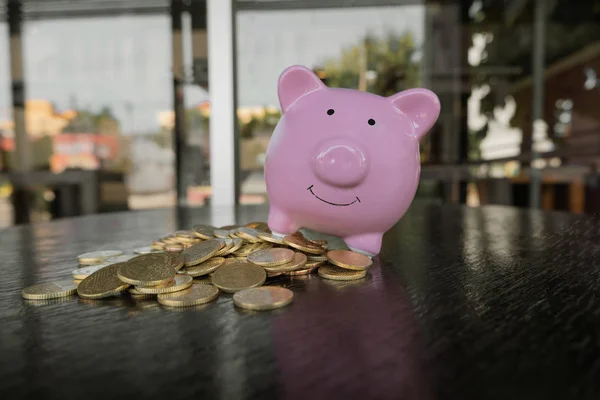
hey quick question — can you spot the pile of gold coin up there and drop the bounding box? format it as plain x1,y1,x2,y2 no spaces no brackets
21,221,373,310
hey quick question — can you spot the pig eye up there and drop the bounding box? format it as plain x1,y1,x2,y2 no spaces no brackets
368,119,376,126
327,109,335,115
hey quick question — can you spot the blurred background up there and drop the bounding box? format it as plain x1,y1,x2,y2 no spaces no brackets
0,0,599,227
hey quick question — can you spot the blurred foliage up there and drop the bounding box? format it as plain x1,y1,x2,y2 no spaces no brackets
3,136,53,170
239,107,282,139
0,182,11,198
147,126,172,149
149,31,420,144
62,106,120,134
317,30,431,160
147,108,208,149
1,106,121,171
320,30,421,95
465,0,600,159
471,2,600,118
458,0,600,159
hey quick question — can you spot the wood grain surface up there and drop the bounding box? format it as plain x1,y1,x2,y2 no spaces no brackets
1,203,598,400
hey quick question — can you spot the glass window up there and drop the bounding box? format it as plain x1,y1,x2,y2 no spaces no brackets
16,14,174,220
0,20,13,227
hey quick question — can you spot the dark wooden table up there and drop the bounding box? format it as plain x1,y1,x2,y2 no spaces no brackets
2,202,600,400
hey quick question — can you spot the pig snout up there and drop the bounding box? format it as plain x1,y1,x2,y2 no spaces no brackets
312,141,368,187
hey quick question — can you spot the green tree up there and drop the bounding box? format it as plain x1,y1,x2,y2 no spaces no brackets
316,31,428,159
62,107,120,134
471,2,600,123
320,31,421,95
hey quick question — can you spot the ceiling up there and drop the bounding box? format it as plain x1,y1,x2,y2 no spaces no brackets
0,0,429,21
0,0,170,21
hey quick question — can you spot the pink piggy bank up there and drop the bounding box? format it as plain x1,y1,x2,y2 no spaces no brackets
265,65,441,256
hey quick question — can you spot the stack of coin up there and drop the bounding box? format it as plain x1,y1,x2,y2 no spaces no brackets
22,221,374,310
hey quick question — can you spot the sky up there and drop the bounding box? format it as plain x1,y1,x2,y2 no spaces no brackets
0,5,424,133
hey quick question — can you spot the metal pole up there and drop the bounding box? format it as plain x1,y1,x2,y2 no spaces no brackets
458,0,470,204
191,1,208,73
207,0,236,206
8,0,30,224
8,0,30,172
231,0,241,204
529,0,546,209
171,0,187,206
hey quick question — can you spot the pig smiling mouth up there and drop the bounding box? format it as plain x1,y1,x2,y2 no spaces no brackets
307,185,361,207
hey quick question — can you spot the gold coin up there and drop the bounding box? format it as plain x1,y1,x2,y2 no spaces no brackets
22,280,78,300
73,279,83,286
233,286,293,311
128,288,157,299
213,229,233,238
77,250,123,265
283,236,324,255
183,239,223,266
246,242,272,255
77,263,131,299
307,254,328,262
220,224,239,230
157,284,219,307
175,230,196,239
185,257,225,277
225,238,244,255
284,267,317,276
193,276,213,285
245,221,269,231
211,261,267,293
257,232,285,245
117,253,175,286
326,250,373,271
232,242,259,256
135,275,193,294
305,259,325,268
151,241,166,250
309,239,328,247
318,264,367,280
263,252,307,273
236,227,262,243
157,235,175,244
215,238,234,256
165,243,184,252
167,252,185,271
174,233,201,244
248,248,295,267
177,237,201,245
162,235,181,244
254,242,273,251
134,246,161,254
128,287,153,296
72,263,111,280
193,224,216,239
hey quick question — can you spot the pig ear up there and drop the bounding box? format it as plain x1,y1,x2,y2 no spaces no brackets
278,65,326,114
388,88,440,140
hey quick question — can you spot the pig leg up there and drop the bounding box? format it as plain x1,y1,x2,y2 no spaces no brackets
268,207,300,237
343,233,383,258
